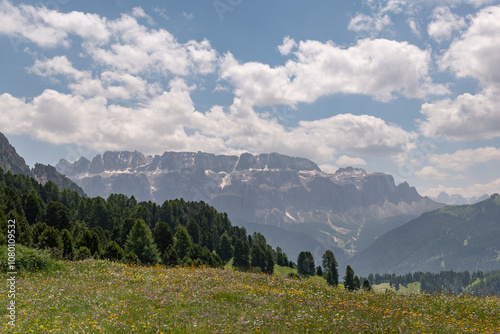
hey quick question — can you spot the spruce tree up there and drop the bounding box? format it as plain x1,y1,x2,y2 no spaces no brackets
344,265,357,291
174,225,192,260
218,232,233,263
153,221,173,255
362,279,371,291
322,250,339,285
186,218,200,244
124,219,160,265
61,228,75,260
39,226,63,250
103,241,125,261
297,251,315,277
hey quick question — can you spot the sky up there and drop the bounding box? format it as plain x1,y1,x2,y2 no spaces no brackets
0,0,499,199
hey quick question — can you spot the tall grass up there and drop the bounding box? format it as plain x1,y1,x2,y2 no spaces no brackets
1,260,499,333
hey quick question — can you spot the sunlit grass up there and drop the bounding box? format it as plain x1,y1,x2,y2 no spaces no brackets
1,259,499,333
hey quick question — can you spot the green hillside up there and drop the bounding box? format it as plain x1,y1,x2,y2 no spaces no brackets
2,259,499,333
350,194,500,276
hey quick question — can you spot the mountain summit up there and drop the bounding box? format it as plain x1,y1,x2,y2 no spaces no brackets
57,150,441,263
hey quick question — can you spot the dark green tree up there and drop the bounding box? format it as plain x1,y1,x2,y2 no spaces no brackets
322,250,339,285
23,189,45,223
41,181,60,203
174,225,192,260
344,265,357,291
250,244,266,270
316,265,323,277
124,219,160,265
297,251,315,277
162,244,179,266
218,232,233,263
103,241,125,261
264,247,275,274
186,218,200,244
77,230,101,255
153,221,173,255
39,226,63,250
362,279,371,291
233,238,250,267
326,269,336,286
60,228,75,260
45,201,72,231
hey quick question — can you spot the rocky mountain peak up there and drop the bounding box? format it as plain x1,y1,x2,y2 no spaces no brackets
0,132,31,175
235,152,320,172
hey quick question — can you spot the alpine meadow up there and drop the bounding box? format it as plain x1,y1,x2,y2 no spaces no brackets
1,0,500,333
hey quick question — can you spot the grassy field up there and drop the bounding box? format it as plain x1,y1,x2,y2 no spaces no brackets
2,260,500,333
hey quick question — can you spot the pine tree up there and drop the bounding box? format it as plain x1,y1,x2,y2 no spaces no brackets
103,241,125,261
45,201,72,230
162,244,179,266
61,229,75,260
153,221,173,255
23,189,45,223
174,225,192,260
344,265,357,291
233,238,249,267
250,244,266,270
362,279,371,291
39,226,63,250
297,251,315,277
77,230,101,255
218,232,233,263
326,269,335,286
316,265,323,277
124,219,160,265
186,218,200,244
322,250,339,285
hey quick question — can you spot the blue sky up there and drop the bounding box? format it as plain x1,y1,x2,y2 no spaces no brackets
1,0,500,198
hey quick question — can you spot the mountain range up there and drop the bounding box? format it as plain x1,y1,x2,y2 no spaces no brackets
0,133,85,196
56,150,442,264
431,192,490,205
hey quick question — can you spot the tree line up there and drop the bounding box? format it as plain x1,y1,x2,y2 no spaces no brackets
364,269,500,296
0,167,292,273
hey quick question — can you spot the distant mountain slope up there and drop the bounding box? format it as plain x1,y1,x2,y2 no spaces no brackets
57,150,441,263
350,194,500,276
0,132,31,175
432,192,489,205
32,163,86,196
0,132,85,196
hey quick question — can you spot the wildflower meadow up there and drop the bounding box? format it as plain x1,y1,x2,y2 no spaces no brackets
2,259,500,333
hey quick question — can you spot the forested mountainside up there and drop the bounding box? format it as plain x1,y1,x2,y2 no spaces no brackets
351,194,500,276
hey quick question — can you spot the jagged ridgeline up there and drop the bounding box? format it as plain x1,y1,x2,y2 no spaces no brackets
0,167,284,272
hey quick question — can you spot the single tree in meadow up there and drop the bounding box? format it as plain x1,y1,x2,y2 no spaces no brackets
362,279,371,291
344,265,358,291
322,250,339,285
